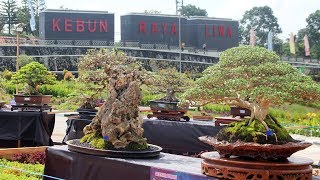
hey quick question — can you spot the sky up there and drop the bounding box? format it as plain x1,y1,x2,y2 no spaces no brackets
43,0,320,41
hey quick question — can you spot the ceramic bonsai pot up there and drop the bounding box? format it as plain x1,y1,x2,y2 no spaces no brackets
199,136,312,160
14,95,52,105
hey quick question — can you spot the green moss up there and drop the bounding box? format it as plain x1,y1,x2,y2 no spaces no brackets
126,141,148,151
216,116,294,144
80,133,96,143
80,134,148,151
91,138,106,149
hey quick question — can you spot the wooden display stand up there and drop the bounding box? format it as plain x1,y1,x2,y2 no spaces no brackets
11,104,52,112
201,152,313,180
214,117,242,126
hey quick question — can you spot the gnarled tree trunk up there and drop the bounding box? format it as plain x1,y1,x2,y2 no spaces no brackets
83,69,147,149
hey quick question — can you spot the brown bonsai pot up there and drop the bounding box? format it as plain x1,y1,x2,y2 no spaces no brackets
199,136,312,160
14,95,52,105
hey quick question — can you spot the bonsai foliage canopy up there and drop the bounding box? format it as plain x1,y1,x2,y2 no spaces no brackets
11,62,56,95
183,46,320,130
151,68,194,102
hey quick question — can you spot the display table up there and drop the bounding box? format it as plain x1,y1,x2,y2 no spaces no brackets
44,145,216,180
0,111,55,147
62,118,91,143
63,118,222,154
143,118,222,154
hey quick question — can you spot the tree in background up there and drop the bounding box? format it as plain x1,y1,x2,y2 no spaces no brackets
306,10,320,59
180,4,207,17
239,6,282,46
0,0,18,34
17,0,31,34
296,28,307,42
0,14,5,32
306,10,320,45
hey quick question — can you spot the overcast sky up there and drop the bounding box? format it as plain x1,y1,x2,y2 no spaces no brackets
44,0,320,40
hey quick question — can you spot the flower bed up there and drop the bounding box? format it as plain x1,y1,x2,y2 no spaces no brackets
0,147,46,179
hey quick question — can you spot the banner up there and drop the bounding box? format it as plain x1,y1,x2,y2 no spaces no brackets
267,31,273,51
289,32,295,54
249,28,255,46
27,0,36,31
304,35,310,56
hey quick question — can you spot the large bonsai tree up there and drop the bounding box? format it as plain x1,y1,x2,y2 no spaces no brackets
183,46,320,144
11,62,56,95
80,49,149,150
151,68,193,102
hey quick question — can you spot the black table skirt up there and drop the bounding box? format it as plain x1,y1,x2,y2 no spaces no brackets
0,111,55,147
44,145,216,180
63,118,222,154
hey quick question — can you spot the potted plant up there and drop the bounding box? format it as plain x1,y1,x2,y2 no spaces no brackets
183,46,320,160
11,62,56,105
66,49,161,158
147,68,194,121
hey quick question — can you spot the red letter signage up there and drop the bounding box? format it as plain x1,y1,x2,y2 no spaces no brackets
100,19,108,32
162,23,167,34
218,25,225,37
212,25,216,37
139,21,146,33
64,18,72,32
171,23,177,34
52,18,61,32
151,22,158,33
227,26,232,38
76,19,85,32
88,20,97,32
205,24,209,37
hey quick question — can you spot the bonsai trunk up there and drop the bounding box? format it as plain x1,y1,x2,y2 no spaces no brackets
226,97,270,130
83,71,147,149
27,83,40,95
160,88,178,102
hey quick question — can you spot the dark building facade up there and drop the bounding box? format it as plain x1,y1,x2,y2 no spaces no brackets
39,9,114,41
121,14,187,46
121,13,239,51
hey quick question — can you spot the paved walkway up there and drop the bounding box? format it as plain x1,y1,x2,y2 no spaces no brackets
52,113,320,167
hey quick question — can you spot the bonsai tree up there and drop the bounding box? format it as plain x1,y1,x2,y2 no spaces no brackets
76,49,111,110
80,49,149,150
11,62,56,95
151,68,193,102
183,46,320,144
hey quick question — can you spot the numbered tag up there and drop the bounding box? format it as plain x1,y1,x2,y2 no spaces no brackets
240,110,245,114
24,97,31,101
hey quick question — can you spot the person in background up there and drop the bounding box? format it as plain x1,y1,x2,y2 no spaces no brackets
181,42,185,52
202,43,207,54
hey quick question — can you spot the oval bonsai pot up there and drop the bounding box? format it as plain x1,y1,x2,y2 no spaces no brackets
149,100,187,111
76,108,98,120
14,95,52,105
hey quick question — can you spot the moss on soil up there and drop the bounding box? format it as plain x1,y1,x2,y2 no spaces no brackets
216,115,294,144
80,133,148,151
